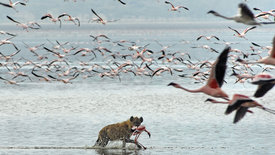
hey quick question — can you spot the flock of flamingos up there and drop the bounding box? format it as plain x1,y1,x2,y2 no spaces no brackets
0,0,275,143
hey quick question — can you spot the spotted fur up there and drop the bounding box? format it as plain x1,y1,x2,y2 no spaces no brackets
94,116,143,148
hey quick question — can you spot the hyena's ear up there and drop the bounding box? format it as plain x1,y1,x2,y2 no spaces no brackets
140,117,143,123
130,116,134,122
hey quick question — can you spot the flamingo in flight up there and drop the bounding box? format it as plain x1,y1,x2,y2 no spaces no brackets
168,46,231,100
91,9,106,25
6,16,40,31
41,14,62,28
251,73,275,98
196,35,220,41
58,13,80,26
208,3,275,25
205,94,275,123
227,26,256,39
237,35,275,65
165,1,189,12
0,0,26,12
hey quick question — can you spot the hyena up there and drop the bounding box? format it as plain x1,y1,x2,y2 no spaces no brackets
94,116,143,148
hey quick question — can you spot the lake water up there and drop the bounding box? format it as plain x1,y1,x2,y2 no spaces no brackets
0,21,275,155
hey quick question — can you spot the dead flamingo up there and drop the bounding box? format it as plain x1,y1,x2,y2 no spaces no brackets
131,125,151,149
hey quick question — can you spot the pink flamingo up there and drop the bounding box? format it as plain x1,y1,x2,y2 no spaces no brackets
237,35,275,65
205,94,275,123
168,46,231,100
131,125,151,149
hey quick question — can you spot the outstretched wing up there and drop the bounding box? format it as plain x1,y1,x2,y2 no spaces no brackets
207,46,230,88
118,0,126,5
0,2,12,8
238,3,255,20
225,99,252,115
91,9,103,21
6,16,21,24
253,83,275,98
228,26,240,35
233,107,249,123
165,1,174,8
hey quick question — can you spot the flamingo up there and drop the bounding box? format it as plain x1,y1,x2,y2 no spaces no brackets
205,94,275,123
91,9,106,25
41,14,62,28
168,46,231,100
6,16,40,31
131,125,151,149
0,30,16,37
58,13,80,26
254,8,275,21
0,0,26,12
227,26,256,39
164,1,189,12
237,35,275,65
251,73,275,98
208,3,275,25
196,35,220,41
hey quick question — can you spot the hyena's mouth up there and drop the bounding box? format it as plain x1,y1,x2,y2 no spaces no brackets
131,126,138,132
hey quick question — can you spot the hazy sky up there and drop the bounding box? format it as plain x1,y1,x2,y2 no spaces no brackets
0,0,274,24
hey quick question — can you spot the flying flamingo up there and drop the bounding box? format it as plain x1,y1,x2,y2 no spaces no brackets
165,1,189,12
205,94,275,123
196,35,220,41
41,14,62,28
251,73,275,98
58,13,80,26
91,9,106,25
168,46,231,100
227,26,256,39
208,3,275,25
237,35,275,65
6,16,41,31
0,0,26,12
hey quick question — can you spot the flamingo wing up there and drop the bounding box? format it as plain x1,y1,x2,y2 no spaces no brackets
91,9,104,21
165,1,174,8
0,2,12,8
253,83,275,98
196,35,203,41
225,99,252,115
178,6,189,10
233,107,249,123
244,26,256,34
228,26,240,35
6,16,20,24
207,46,230,88
118,0,126,5
238,3,255,20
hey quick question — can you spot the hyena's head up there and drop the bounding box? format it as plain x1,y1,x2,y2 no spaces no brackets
130,116,143,127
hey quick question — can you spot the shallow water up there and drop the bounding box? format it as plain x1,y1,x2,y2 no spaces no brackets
0,10,275,155
0,79,275,154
